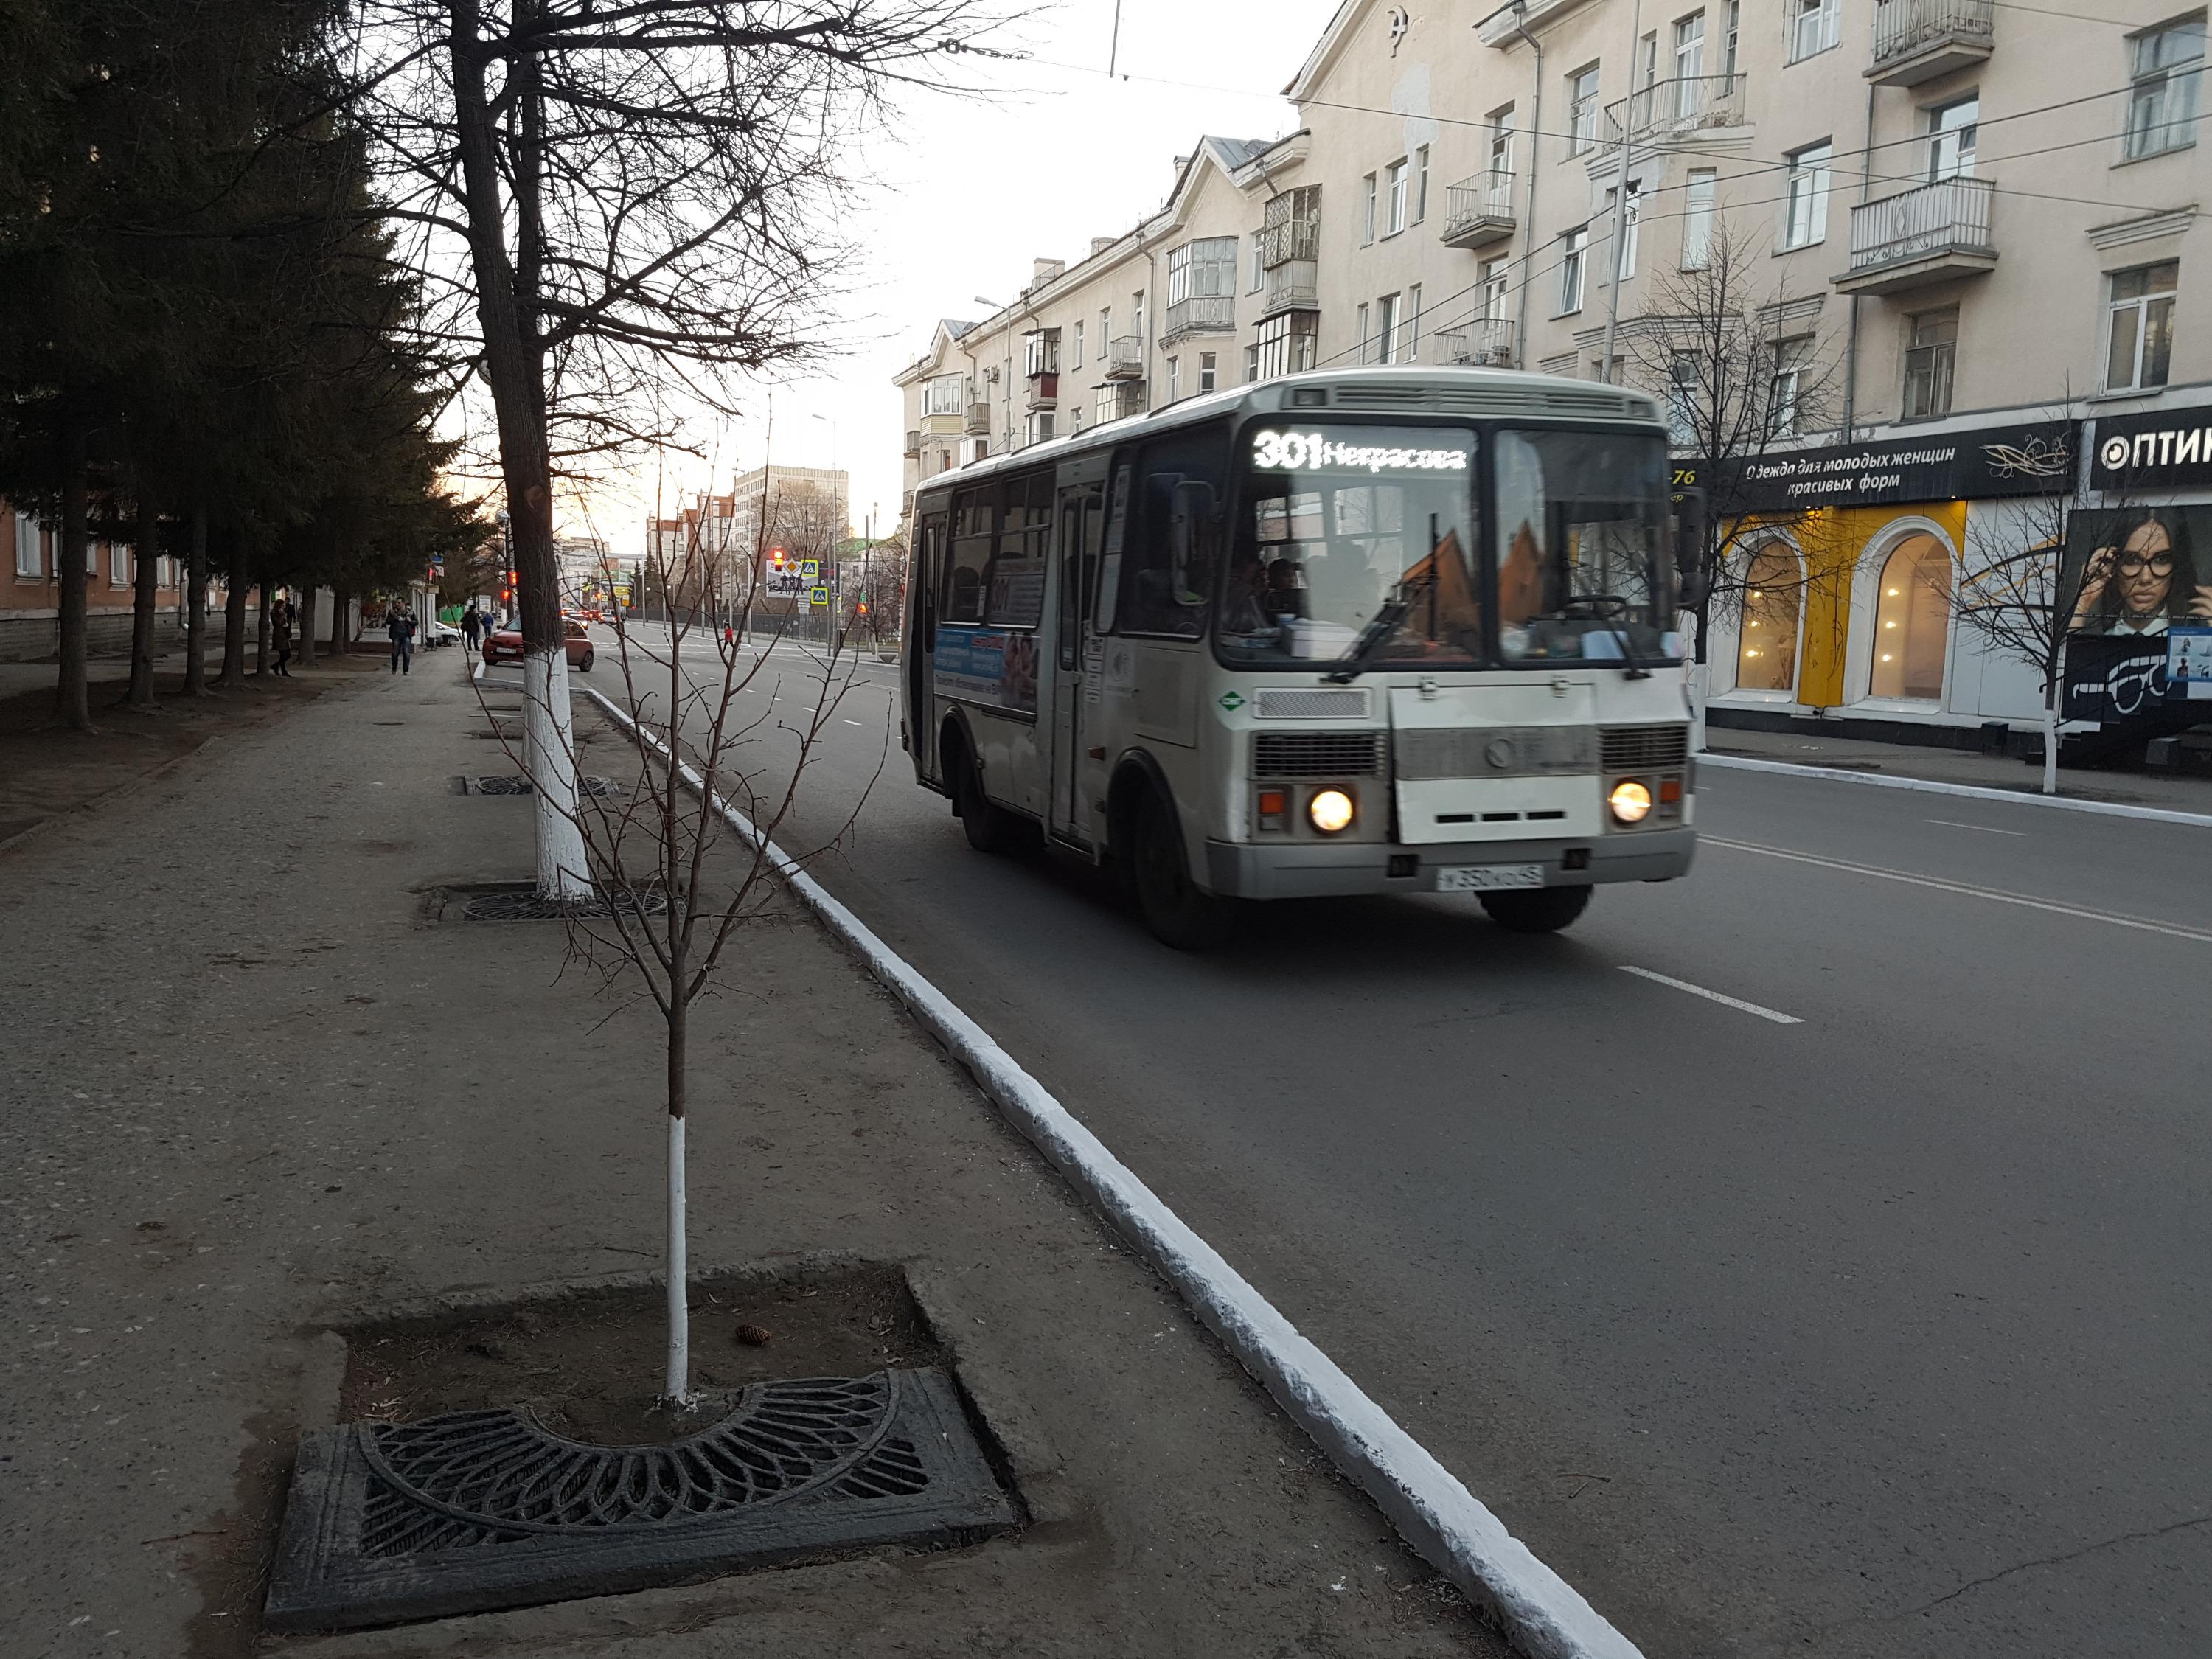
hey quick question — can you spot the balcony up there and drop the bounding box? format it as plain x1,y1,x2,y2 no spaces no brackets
964,401,992,436
1439,319,1516,368
902,429,920,457
1868,0,1993,85
1835,176,1996,294
1104,335,1145,380
1026,372,1058,411
919,410,967,437
1263,261,1318,318
1441,171,1516,250
1261,219,1321,268
1096,381,1146,424
1163,294,1235,345
1604,74,1748,145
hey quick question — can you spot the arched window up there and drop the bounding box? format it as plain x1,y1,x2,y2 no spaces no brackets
1868,534,1952,700
1735,545,1802,692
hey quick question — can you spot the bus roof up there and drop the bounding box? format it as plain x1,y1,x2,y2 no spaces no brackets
913,365,1663,500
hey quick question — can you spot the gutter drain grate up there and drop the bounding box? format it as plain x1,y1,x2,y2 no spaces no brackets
265,1368,1015,1630
460,888,667,922
465,776,616,797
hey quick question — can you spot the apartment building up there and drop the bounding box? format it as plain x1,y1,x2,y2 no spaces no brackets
895,0,2210,739
4,501,188,664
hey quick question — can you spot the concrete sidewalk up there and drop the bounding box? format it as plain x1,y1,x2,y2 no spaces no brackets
0,655,1507,1656
1705,722,2212,811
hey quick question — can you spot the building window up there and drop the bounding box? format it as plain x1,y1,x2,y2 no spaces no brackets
1487,106,1516,178
1724,0,1740,76
1405,285,1422,363
1413,145,1430,222
2104,260,2178,391
1385,159,1408,236
2125,15,2204,160
1608,180,1641,279
1099,307,1111,353
1790,0,1840,61
924,374,965,417
1133,290,1144,342
1567,65,1601,154
1355,301,1372,362
1363,172,1378,244
1250,231,1265,293
1736,546,1803,693
1071,406,1084,434
1167,356,1180,403
1682,168,1717,268
1784,141,1832,248
111,543,130,585
1376,293,1400,364
1245,342,1261,383
1480,257,1509,319
1902,309,1958,419
1868,535,1952,700
1255,311,1318,379
1674,11,1705,85
1927,96,1978,180
1071,320,1085,369
1559,227,1588,313
1199,350,1218,393
13,512,39,578
1026,411,1055,446
1666,352,1700,445
1023,329,1060,377
1769,336,1811,435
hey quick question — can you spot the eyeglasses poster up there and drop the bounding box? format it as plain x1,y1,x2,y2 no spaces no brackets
2059,506,2212,720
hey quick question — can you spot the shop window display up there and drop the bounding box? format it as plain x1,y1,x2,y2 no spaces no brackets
1868,534,1952,700
1735,546,1802,692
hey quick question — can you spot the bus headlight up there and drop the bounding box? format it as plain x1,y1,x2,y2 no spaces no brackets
1608,779,1653,824
1308,787,1355,835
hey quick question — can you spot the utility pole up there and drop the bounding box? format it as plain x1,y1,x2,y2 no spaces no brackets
1599,0,1647,386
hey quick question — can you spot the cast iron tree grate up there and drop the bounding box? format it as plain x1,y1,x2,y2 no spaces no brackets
265,1368,1015,1630
459,887,669,922
466,776,616,797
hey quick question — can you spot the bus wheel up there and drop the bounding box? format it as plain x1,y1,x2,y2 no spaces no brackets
1132,792,1228,950
956,748,1026,855
1478,886,1590,934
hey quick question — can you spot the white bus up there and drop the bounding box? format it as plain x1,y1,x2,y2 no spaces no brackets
900,366,1703,947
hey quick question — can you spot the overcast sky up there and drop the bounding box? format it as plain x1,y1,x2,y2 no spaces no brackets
566,0,1346,555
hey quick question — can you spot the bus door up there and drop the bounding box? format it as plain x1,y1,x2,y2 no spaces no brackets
1049,483,1103,844
906,512,944,782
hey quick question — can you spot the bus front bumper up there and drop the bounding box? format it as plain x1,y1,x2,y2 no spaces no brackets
1202,829,1697,901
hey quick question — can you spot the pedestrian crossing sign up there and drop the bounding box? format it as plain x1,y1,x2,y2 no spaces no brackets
809,585,830,606
800,559,821,580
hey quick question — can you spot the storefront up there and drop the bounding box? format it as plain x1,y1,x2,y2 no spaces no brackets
1691,417,2077,743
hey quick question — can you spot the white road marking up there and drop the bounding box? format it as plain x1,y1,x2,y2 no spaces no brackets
1924,818,2026,836
1703,835,2212,944
1617,966,1803,1025
843,719,863,726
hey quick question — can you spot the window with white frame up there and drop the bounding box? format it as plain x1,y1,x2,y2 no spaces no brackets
1666,353,1700,446
924,373,965,417
1568,64,1601,154
1902,309,1958,419
1099,306,1112,352
1488,106,1516,176
1250,231,1265,293
1255,311,1318,379
1682,168,1717,268
1385,159,1408,235
1674,12,1705,83
1245,342,1261,383
2104,260,2178,391
1724,0,1740,75
86,540,96,574
1559,227,1588,313
1768,336,1812,435
2124,15,2204,160
1404,285,1422,363
1199,351,1218,393
1363,172,1379,243
1355,301,1372,361
13,512,38,578
1071,319,1085,368
1927,96,1978,180
1604,181,1642,280
1132,290,1144,341
1480,257,1509,319
1026,411,1054,447
1377,293,1400,364
1790,0,1840,61
1166,237,1237,307
111,543,130,585
1413,145,1430,222
1784,141,1832,248
1166,356,1180,403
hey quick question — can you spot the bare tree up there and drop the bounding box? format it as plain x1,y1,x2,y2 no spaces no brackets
495,488,885,1408
346,0,1005,900
1950,490,2080,795
1620,221,1843,739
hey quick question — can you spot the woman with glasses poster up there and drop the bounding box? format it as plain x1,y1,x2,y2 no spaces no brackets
2069,509,2212,636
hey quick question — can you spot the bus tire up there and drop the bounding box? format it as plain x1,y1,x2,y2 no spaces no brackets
1131,790,1229,950
952,738,1026,855
1478,886,1590,934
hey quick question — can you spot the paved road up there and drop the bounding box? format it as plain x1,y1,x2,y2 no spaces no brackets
591,628,2212,1659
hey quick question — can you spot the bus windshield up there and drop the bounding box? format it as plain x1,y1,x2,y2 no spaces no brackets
1494,428,1676,665
1218,424,1483,669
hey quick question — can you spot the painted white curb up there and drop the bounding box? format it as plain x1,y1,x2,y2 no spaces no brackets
1701,752,2212,827
585,688,1641,1659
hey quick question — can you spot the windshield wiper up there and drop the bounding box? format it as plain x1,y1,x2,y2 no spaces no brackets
1324,594,1411,684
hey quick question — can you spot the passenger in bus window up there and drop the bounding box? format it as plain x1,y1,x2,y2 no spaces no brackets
1264,559,1309,619
1220,549,1273,636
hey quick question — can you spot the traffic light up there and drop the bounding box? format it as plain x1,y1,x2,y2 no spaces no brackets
768,547,786,568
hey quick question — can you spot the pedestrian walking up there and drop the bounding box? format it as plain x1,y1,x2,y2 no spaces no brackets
461,608,482,652
269,597,296,678
389,605,418,675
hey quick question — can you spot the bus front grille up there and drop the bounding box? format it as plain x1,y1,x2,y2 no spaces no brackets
1599,724,1691,771
1253,731,1385,778
1395,726,1596,779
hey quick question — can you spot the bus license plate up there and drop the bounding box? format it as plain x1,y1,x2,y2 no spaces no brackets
1436,863,1545,891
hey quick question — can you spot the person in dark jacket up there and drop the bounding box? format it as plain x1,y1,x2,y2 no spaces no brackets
461,608,481,650
268,597,296,677
388,605,418,675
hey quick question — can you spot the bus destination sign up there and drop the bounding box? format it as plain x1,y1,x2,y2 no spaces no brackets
1250,431,1472,475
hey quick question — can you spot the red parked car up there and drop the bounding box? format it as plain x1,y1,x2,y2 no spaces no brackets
484,617,594,672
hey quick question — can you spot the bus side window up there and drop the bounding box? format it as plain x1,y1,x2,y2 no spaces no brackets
1057,496,1083,670
917,515,946,650
1096,459,1130,635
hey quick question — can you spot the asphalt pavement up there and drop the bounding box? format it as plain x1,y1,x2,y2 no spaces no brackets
611,625,2211,1659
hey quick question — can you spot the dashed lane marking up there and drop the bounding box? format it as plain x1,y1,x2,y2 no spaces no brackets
1617,966,1803,1025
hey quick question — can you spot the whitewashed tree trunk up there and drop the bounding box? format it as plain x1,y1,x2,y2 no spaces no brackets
2042,695,2061,796
523,646,593,899
664,1110,689,1406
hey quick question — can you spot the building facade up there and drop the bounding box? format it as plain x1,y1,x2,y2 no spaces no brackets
894,0,2210,739
4,501,192,664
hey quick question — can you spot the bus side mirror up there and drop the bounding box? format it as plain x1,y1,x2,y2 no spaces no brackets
1671,488,1710,611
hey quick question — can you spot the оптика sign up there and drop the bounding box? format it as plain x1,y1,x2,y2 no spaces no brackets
2087,400,2212,493
1699,419,2076,514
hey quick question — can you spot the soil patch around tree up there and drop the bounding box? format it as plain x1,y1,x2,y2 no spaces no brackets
338,1262,942,1445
